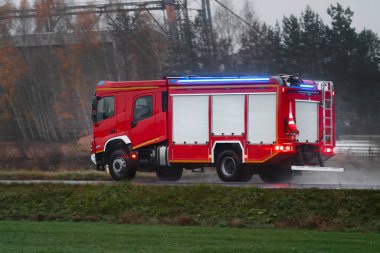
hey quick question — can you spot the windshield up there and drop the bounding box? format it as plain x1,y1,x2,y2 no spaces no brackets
93,96,115,123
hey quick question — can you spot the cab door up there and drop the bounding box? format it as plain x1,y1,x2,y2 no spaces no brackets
93,95,117,153
130,93,156,148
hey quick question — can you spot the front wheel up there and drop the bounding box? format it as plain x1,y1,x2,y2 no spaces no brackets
108,150,136,181
155,166,183,181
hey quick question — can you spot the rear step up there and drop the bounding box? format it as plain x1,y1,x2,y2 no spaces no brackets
291,166,344,172
297,151,324,167
295,147,343,172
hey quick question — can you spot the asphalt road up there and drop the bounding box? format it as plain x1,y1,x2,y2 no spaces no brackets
1,154,379,189
1,173,379,189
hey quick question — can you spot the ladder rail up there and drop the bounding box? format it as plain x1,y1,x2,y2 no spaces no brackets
320,81,334,146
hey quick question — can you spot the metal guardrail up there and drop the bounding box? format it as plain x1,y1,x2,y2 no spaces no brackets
335,140,380,156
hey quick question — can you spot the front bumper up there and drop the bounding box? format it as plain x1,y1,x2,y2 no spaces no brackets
91,153,96,165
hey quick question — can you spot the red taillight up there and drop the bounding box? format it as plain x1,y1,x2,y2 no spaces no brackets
131,153,138,160
274,144,293,152
324,147,335,154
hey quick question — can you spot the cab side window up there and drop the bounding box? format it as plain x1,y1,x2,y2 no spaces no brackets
96,96,115,122
134,96,153,122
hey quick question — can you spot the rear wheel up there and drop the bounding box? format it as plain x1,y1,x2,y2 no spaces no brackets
156,166,183,181
216,150,252,182
108,150,136,181
239,165,254,182
259,163,292,183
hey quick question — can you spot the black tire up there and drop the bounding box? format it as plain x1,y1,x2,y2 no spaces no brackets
259,164,292,184
216,150,252,182
156,166,183,181
108,150,136,181
238,165,254,182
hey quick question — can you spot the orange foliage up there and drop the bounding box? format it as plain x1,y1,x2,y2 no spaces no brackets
74,10,101,51
34,0,56,32
76,7,97,32
19,0,30,11
61,111,75,120
53,45,91,127
0,45,27,95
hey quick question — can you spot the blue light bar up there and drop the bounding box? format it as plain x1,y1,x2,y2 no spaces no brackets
97,80,105,86
174,76,271,85
299,84,315,89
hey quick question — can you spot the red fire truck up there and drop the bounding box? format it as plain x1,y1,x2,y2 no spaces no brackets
91,75,337,183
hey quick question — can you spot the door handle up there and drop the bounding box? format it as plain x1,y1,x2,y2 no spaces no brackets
109,129,116,134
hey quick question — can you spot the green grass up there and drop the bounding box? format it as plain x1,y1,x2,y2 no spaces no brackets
0,170,112,181
0,221,379,253
0,170,160,181
1,184,380,231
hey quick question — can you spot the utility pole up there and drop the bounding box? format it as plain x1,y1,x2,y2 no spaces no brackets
201,0,215,66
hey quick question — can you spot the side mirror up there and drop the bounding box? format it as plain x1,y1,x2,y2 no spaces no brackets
92,100,97,111
91,113,97,123
131,120,137,128
91,96,100,124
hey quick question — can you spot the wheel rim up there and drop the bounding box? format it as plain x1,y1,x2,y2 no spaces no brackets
221,157,236,176
112,157,126,176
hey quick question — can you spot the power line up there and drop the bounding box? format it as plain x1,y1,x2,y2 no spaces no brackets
213,0,252,28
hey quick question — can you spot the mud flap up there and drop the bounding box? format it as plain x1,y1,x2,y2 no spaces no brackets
296,146,324,166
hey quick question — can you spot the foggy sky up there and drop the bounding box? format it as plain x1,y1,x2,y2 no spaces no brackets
6,0,380,35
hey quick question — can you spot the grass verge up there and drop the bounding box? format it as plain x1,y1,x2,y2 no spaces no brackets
1,183,380,231
0,221,379,253
0,170,112,181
